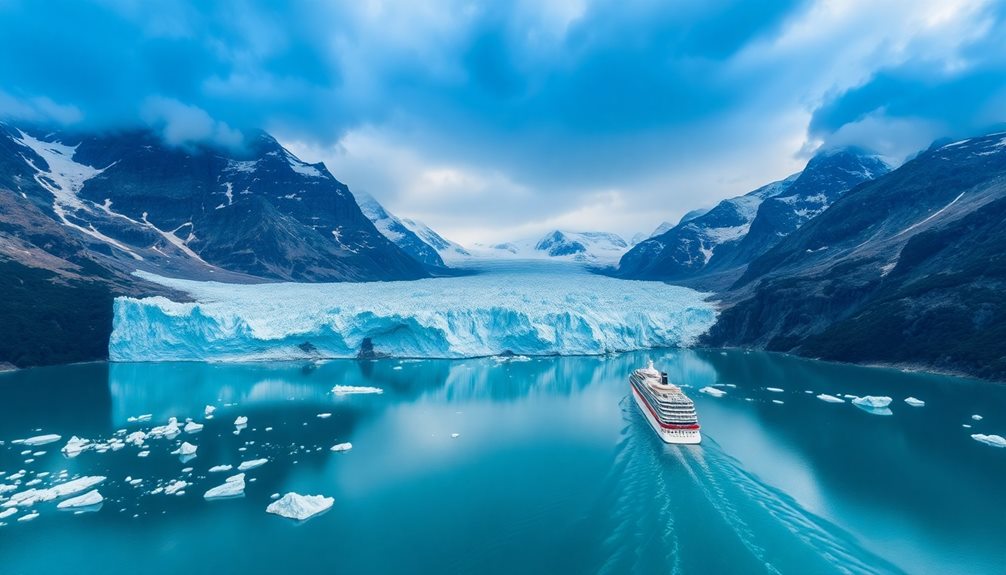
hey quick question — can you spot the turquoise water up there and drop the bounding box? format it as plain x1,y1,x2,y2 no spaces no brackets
0,350,1003,574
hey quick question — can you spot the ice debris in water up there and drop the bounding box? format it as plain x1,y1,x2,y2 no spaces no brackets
149,418,181,439
204,474,245,500
237,458,268,471
234,416,248,426
209,465,233,473
766,387,784,393
852,396,892,409
108,268,717,361
266,493,334,521
164,480,188,495
772,400,784,405
137,451,150,458
22,434,61,446
317,413,332,419
699,387,726,397
332,385,383,396
972,414,983,421
450,433,460,439
18,511,39,522
3,476,106,508
205,405,216,416
330,443,352,452
904,397,925,407
971,434,1006,448
62,436,90,457
0,508,17,519
172,442,198,456
183,421,203,433
817,394,845,403
56,489,103,509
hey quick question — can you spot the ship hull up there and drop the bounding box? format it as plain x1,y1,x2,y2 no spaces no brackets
630,384,702,445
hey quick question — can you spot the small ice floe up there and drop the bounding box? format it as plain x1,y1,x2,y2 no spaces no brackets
330,443,352,452
129,478,143,486
181,467,193,474
772,400,784,405
149,418,180,439
61,436,91,458
137,414,152,422
164,480,188,495
852,396,893,416
18,511,39,522
56,489,103,510
22,434,61,446
317,413,332,419
205,405,216,417
971,434,1006,448
237,458,268,471
0,508,17,519
963,424,972,429
204,474,245,500
804,390,814,394
183,422,204,434
904,397,926,407
270,493,280,500
125,431,146,446
25,479,42,487
816,394,845,403
266,493,334,521
972,414,983,421
208,465,233,473
3,476,106,508
264,427,273,432
699,387,726,397
842,394,859,400
331,385,383,396
234,416,248,427
766,387,784,393
172,442,198,456
450,433,461,439
137,451,150,458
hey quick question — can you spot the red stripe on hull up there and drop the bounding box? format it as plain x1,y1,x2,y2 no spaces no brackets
630,382,700,430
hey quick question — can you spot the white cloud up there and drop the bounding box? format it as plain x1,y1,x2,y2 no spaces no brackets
141,96,243,149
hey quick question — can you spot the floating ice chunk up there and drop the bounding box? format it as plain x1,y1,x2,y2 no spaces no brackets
766,387,784,393
208,465,233,473
237,458,268,471
904,397,925,407
172,442,198,456
234,416,248,426
164,480,188,495
56,489,103,509
699,387,726,397
18,511,39,522
23,434,61,446
772,400,784,405
270,493,280,500
125,431,147,446
181,467,193,473
332,385,383,396
0,508,16,519
184,421,204,434
149,418,180,439
204,474,245,500
137,451,150,458
816,394,845,403
317,413,332,419
330,443,352,452
61,436,91,458
392,366,403,370
971,434,1006,448
972,414,983,421
137,414,152,422
205,405,216,416
842,394,859,400
266,493,333,521
852,396,892,409
450,433,460,439
3,476,106,508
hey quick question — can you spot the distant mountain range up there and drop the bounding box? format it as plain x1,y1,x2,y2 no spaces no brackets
353,190,470,267
473,230,631,263
618,148,891,289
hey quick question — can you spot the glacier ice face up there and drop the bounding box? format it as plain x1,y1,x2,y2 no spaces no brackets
110,261,717,362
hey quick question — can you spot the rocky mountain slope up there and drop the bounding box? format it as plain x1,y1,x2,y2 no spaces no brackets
618,148,889,287
706,133,1006,380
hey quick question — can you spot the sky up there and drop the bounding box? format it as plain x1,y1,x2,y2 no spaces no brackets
1,0,1004,245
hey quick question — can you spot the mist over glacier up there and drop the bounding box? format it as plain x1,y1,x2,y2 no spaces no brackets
109,261,716,362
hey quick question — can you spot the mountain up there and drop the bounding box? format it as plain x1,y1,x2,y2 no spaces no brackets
398,216,471,263
353,190,448,269
472,230,629,263
706,132,1006,380
617,148,890,287
0,123,427,283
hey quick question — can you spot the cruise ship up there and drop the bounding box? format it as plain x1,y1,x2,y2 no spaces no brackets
629,360,702,444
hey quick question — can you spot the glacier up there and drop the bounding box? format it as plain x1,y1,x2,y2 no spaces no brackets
110,261,716,362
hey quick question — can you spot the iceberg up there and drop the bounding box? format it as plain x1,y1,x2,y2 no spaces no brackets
3,476,106,508
56,489,103,509
699,386,726,397
332,385,383,396
108,265,717,362
183,421,204,433
852,396,892,409
205,405,216,416
61,436,91,458
904,397,925,407
330,442,352,452
204,474,245,500
237,458,268,471
172,442,198,456
234,416,248,426
816,394,845,403
266,492,334,521
970,434,1006,448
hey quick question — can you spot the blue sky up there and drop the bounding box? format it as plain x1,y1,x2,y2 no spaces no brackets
1,0,1004,244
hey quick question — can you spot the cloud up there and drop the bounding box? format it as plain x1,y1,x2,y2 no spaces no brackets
0,0,1004,242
